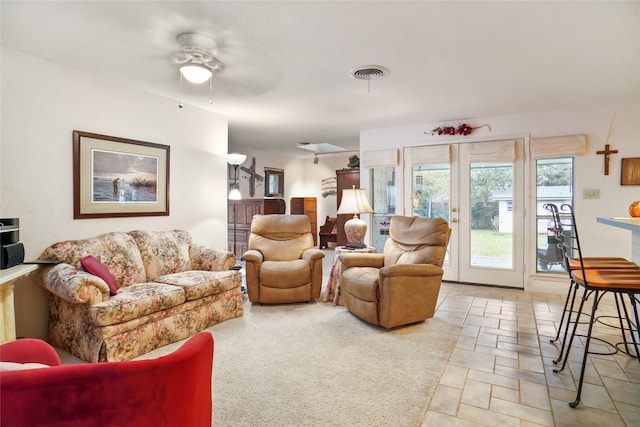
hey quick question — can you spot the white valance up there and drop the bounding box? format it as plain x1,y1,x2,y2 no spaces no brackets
361,149,399,167
467,140,515,162
408,144,451,164
530,134,586,159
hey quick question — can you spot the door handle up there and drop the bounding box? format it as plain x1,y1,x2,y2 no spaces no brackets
451,218,458,223
451,207,458,212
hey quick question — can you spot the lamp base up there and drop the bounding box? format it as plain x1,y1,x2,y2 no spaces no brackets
344,215,367,248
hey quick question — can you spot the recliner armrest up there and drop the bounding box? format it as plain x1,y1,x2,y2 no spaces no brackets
301,248,325,262
340,253,384,269
379,263,443,278
242,250,264,264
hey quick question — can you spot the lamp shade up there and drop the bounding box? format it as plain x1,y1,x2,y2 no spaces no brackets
180,63,213,84
227,153,247,166
228,186,242,200
337,187,373,215
337,187,373,248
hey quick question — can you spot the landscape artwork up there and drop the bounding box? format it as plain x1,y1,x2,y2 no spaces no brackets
91,149,158,203
73,130,170,219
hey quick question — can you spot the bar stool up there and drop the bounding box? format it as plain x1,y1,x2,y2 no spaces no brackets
543,204,638,365
550,204,640,408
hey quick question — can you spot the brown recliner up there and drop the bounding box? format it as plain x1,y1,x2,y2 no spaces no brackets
339,216,451,329
243,214,325,304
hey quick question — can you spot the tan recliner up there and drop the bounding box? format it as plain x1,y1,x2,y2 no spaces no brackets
339,216,451,329
243,214,325,304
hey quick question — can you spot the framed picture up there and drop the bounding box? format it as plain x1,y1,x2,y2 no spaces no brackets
73,130,170,219
621,158,640,185
264,167,284,198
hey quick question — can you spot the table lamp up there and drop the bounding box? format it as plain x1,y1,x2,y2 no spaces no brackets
337,186,373,249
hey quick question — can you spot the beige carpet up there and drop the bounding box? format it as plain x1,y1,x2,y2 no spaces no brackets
63,298,460,426
182,299,460,427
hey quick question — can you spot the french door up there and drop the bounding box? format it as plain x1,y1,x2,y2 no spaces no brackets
404,140,525,288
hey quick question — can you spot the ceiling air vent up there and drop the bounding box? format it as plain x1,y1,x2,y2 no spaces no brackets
349,65,388,92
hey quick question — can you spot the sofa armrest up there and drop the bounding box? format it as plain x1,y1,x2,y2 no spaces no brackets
190,243,235,271
379,264,443,278
340,253,385,270
41,263,110,304
0,339,61,366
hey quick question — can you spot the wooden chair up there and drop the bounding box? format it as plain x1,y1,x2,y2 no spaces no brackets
318,215,337,249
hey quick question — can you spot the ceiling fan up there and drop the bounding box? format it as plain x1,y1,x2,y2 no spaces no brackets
170,33,224,84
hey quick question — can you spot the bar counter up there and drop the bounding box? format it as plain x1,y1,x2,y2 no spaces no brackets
596,217,640,264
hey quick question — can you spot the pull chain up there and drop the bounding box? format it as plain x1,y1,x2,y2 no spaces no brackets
209,76,213,104
178,73,184,109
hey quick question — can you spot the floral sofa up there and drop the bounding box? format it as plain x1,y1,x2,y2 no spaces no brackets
38,230,243,362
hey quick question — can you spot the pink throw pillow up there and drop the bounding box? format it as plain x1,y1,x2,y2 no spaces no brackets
80,255,119,295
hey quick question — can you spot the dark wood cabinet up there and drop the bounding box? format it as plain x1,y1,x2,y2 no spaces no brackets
290,197,317,246
228,198,285,259
336,169,360,246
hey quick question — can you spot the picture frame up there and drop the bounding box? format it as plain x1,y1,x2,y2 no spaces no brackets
621,157,640,186
264,167,284,198
73,130,170,219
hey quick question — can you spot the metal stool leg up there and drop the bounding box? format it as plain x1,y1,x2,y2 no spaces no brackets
551,279,577,344
569,290,604,408
553,280,581,365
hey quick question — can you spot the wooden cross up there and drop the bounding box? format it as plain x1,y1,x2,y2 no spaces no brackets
596,144,618,175
240,157,263,197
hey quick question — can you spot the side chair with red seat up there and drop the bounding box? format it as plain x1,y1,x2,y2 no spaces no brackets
0,332,214,427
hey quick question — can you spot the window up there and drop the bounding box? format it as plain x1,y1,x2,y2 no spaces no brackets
369,166,395,251
535,157,574,273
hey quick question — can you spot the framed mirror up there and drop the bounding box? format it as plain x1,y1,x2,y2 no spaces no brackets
264,167,284,197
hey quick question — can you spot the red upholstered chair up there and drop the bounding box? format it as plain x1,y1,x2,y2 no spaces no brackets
0,332,214,427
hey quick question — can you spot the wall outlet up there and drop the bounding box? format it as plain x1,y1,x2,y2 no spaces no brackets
583,189,600,199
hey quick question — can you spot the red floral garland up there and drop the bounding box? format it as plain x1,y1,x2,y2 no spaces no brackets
427,123,491,136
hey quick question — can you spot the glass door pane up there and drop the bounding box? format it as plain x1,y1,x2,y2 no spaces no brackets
468,163,514,269
412,165,450,221
412,164,451,266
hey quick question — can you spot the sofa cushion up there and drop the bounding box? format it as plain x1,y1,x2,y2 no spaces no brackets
90,283,186,327
153,270,241,301
40,232,146,288
259,260,310,288
128,230,192,280
81,255,119,295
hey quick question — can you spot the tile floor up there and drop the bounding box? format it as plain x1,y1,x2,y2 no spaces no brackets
321,249,640,427
426,282,639,427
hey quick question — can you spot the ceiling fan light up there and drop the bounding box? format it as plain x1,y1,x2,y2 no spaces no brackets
180,63,212,84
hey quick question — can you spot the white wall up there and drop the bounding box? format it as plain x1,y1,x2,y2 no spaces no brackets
360,96,640,292
229,145,353,230
1,48,230,338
